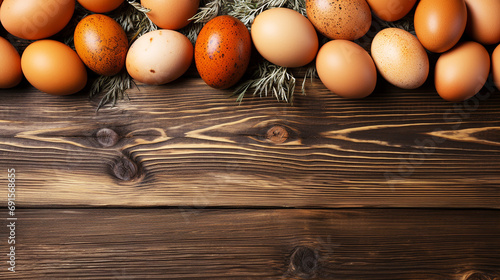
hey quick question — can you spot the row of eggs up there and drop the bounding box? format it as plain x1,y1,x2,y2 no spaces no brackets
1,0,500,103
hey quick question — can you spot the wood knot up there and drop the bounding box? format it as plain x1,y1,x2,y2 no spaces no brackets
465,272,491,280
289,246,319,279
113,157,138,181
266,125,288,144
96,128,119,147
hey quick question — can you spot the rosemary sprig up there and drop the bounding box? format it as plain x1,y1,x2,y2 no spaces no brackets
116,1,157,42
302,62,317,94
190,0,227,23
229,0,306,27
90,70,134,111
234,60,296,103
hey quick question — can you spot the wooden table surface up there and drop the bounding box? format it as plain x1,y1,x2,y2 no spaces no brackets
0,68,499,279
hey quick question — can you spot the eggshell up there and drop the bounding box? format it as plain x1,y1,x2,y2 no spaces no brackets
195,15,251,89
0,36,22,88
414,0,467,53
142,0,199,30
251,8,318,68
316,40,377,99
126,30,193,85
435,41,490,102
464,0,500,45
0,0,74,40
371,28,429,89
306,0,371,40
74,14,129,76
21,40,87,95
490,44,500,91
366,0,417,22
77,0,124,13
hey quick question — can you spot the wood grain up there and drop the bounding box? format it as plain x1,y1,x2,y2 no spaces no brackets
1,208,498,279
1,77,500,208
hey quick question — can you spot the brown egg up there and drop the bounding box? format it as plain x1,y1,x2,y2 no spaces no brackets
464,0,500,45
435,41,490,102
316,40,377,99
195,15,251,89
414,0,467,53
306,0,371,40
21,40,87,95
371,28,429,89
0,36,22,88
142,0,199,30
366,0,417,22
0,0,74,40
74,14,129,76
492,44,500,91
77,0,124,13
251,8,318,68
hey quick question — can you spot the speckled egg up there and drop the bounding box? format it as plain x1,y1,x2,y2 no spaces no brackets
435,41,490,102
195,15,251,89
306,0,371,40
126,29,193,85
414,0,467,53
74,14,129,76
366,0,417,22
371,28,429,89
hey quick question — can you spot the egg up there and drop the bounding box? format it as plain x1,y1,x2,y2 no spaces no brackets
316,40,377,99
464,0,500,45
142,0,199,30
371,28,429,89
195,15,251,89
0,36,22,88
414,0,467,53
435,41,490,102
77,0,124,13
493,44,500,91
0,0,74,40
251,8,318,68
74,14,129,76
126,30,193,85
366,0,417,22
306,0,371,40
21,40,87,95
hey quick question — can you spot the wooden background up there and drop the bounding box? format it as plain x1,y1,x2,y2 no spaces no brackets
1,65,499,279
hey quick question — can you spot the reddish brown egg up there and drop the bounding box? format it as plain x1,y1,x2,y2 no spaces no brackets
366,0,417,22
74,14,128,76
195,15,251,89
414,0,467,53
77,0,124,13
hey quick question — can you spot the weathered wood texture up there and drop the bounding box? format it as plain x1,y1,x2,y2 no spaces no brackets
1,77,500,208
0,209,498,279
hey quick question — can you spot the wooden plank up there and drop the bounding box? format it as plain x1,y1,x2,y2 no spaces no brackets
1,208,498,279
1,78,500,208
